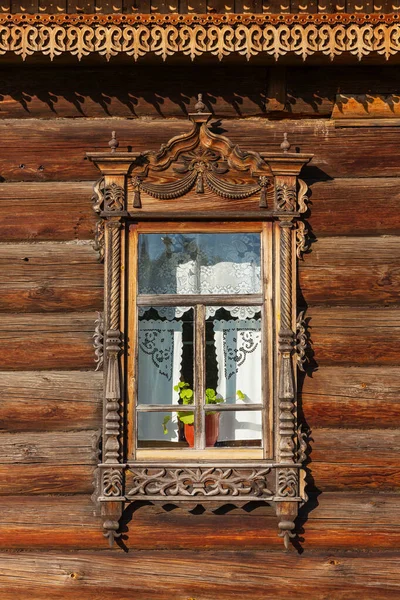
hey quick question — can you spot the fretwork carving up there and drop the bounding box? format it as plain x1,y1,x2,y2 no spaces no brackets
127,467,272,499
87,99,313,552
296,310,308,373
93,311,104,372
104,183,125,212
276,182,297,211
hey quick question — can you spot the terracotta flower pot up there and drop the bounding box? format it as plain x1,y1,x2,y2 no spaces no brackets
184,412,220,448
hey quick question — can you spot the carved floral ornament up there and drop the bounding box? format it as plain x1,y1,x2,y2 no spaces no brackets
1,13,400,61
87,98,313,550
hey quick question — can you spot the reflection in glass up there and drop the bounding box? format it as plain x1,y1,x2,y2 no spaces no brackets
215,411,262,447
137,307,194,406
205,307,262,443
137,411,189,448
138,232,261,295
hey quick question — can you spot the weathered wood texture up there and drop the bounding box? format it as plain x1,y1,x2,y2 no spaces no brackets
0,428,398,493
0,551,399,600
0,313,95,369
4,118,400,182
0,371,102,431
300,366,400,428
0,182,96,241
1,308,398,370
2,367,398,431
2,179,400,243
299,236,400,306
1,64,400,596
2,66,400,119
0,242,102,312
1,237,398,312
0,493,400,551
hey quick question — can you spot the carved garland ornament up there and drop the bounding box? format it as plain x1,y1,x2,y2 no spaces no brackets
1,13,400,61
88,98,313,550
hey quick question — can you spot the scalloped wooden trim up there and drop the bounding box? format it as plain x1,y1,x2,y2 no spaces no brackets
2,13,400,61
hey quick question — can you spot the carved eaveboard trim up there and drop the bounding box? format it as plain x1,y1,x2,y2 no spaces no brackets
2,14,400,62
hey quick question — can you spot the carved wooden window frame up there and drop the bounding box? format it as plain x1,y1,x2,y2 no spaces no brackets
88,100,312,549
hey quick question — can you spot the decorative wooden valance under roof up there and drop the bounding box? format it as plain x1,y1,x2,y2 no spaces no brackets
1,12,400,61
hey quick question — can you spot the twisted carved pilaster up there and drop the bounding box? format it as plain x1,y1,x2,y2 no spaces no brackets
102,219,123,547
278,220,296,465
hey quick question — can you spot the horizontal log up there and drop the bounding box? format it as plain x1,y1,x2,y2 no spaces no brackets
3,118,400,182
0,182,96,241
308,178,400,237
2,66,399,121
301,366,400,428
300,236,400,306
1,308,399,370
0,492,399,551
0,431,99,464
3,178,400,243
2,236,399,312
0,465,94,495
0,66,271,119
0,313,96,370
0,242,102,312
309,307,400,366
0,371,102,431
0,551,399,599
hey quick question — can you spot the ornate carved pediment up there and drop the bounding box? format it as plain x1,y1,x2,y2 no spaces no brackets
128,99,272,208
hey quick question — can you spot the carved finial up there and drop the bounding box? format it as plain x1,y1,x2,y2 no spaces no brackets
109,131,119,153
280,132,291,153
194,93,206,113
103,520,121,548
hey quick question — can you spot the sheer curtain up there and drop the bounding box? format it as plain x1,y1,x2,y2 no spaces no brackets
138,319,182,442
138,233,262,444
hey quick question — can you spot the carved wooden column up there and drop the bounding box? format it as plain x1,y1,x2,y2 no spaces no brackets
262,139,312,549
87,113,313,550
88,136,138,547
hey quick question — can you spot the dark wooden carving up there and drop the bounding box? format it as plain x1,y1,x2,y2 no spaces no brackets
87,96,313,550
126,466,273,500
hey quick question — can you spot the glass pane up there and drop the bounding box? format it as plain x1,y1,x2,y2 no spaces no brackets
205,306,262,404
214,410,262,447
138,233,261,295
137,411,189,448
137,307,194,406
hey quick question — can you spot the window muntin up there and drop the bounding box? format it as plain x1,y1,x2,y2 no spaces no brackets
131,224,269,459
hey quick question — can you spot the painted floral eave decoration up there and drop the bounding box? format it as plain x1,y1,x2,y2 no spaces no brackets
1,12,400,61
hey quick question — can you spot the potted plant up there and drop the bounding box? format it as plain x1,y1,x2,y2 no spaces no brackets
162,382,245,448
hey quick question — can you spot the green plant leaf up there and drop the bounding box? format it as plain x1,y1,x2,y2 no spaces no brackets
162,415,171,435
236,390,246,400
178,411,194,425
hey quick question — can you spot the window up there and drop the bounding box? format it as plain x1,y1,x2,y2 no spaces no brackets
129,224,272,460
88,102,312,549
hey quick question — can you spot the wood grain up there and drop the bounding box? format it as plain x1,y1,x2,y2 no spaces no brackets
0,431,99,464
0,493,400,551
4,119,400,182
0,551,399,599
2,179,400,242
300,236,400,306
0,182,95,241
309,307,400,366
0,465,94,495
0,242,102,312
0,371,102,431
301,366,400,428
0,313,96,370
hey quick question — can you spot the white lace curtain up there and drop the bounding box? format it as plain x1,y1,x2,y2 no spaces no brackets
138,233,262,444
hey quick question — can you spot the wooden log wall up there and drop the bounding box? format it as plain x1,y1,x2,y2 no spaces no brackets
1,64,400,599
